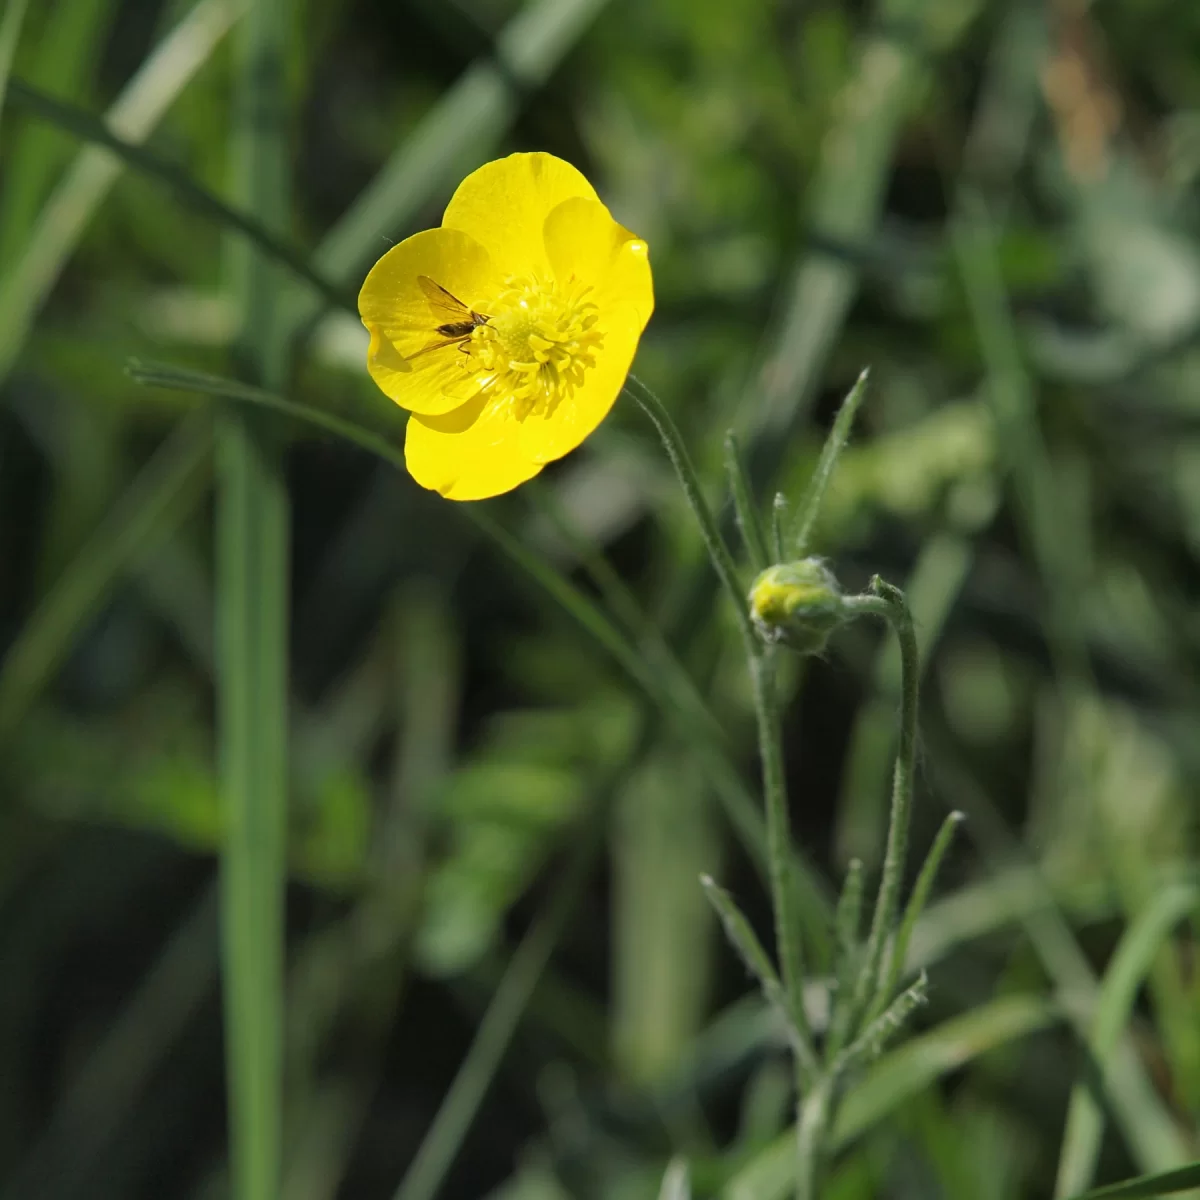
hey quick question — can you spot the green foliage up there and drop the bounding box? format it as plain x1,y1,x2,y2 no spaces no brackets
3,1,1200,1199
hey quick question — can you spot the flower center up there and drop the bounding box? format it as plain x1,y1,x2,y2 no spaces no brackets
464,275,603,420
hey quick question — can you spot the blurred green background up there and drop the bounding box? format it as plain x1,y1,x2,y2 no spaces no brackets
1,0,1199,1197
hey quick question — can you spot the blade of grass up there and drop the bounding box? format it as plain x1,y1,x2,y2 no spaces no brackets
0,0,30,130
1054,881,1200,1199
4,78,349,310
217,0,292,1196
747,0,981,442
950,190,1088,683
0,412,212,740
0,0,116,270
0,0,245,384
928,739,1191,1177
391,779,617,1200
1067,1164,1200,1200
0,887,218,1200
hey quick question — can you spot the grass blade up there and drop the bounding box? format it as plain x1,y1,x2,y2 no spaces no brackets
1066,1164,1200,1200
217,0,292,1195
0,0,244,383
0,0,31,131
1054,882,1200,1199
0,414,212,740
392,800,610,1200
748,0,979,441
5,78,349,310
928,743,1191,1177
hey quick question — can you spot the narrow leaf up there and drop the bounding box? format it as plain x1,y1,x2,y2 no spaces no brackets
1067,1163,1200,1200
724,430,770,570
791,367,869,555
1055,882,1200,1198
701,875,817,1079
5,78,349,311
839,972,928,1071
871,811,964,1021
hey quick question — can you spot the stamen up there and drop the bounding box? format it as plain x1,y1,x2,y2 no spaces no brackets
447,275,604,420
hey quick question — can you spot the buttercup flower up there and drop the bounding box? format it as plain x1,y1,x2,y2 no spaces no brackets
358,153,654,500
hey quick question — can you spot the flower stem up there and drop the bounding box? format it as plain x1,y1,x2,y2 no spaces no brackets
795,1074,834,1200
749,650,813,1055
624,373,812,1055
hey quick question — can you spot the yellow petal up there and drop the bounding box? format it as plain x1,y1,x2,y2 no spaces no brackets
441,152,599,280
358,227,498,415
517,302,642,465
543,196,654,331
405,394,544,501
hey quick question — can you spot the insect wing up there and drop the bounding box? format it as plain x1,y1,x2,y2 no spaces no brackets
405,334,468,362
417,275,472,321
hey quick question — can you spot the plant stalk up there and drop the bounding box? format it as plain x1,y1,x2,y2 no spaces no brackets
625,374,812,1052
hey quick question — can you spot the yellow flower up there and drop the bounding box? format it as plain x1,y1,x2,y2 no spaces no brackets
358,152,654,500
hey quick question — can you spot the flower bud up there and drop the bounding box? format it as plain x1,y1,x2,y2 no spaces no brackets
748,559,846,654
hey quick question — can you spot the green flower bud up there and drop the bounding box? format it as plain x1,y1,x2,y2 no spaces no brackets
748,559,846,654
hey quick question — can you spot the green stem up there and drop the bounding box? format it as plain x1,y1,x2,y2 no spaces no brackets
795,1074,834,1200
624,374,810,1041
749,651,812,1051
836,580,920,1050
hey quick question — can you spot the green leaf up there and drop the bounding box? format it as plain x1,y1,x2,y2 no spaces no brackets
1054,882,1200,1198
0,0,243,383
0,414,212,741
790,367,869,555
724,995,1059,1200
1066,1163,1200,1200
217,0,293,1195
0,0,31,133
5,78,349,310
724,430,770,571
701,875,816,1078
